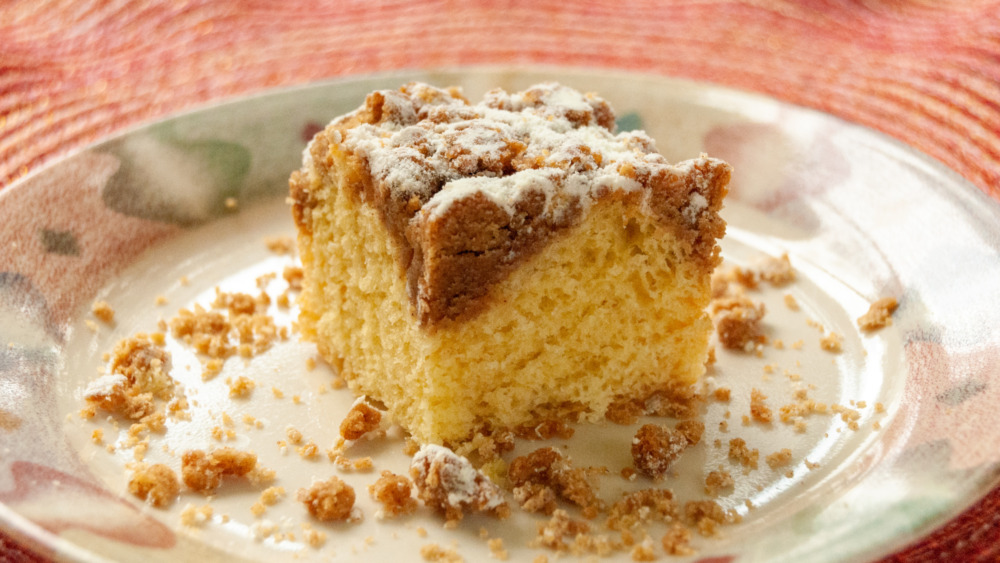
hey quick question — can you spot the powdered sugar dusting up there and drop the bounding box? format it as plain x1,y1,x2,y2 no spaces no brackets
328,82,722,225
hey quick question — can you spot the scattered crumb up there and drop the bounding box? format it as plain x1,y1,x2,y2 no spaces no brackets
783,293,799,310
420,543,464,562
509,447,600,516
297,476,358,522
820,331,844,353
411,444,509,526
369,470,418,518
749,388,773,423
128,463,179,507
704,470,734,497
91,300,115,324
728,438,759,470
181,447,257,493
83,333,174,420
661,523,695,556
858,297,899,332
606,488,677,531
710,289,766,351
488,537,508,560
340,398,383,440
179,503,214,527
631,424,689,480
265,236,296,255
765,448,793,470
684,500,736,536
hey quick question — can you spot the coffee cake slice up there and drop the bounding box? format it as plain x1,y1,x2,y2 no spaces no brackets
290,82,730,445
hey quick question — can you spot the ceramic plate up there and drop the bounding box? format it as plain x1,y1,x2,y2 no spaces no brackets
2,68,1000,563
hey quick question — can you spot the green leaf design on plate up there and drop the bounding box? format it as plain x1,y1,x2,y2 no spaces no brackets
100,125,252,226
616,112,643,132
38,229,80,256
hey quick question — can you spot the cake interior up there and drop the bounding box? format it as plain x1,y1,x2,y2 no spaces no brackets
296,159,715,445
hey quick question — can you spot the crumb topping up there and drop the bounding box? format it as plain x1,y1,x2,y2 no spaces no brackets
631,424,691,480
181,447,257,493
297,476,358,522
83,334,173,420
410,444,509,525
368,470,418,518
339,397,383,440
127,463,179,507
508,447,601,516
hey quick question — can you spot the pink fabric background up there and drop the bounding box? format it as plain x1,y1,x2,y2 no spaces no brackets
2,1,1000,560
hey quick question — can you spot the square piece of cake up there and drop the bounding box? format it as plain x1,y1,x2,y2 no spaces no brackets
290,82,730,445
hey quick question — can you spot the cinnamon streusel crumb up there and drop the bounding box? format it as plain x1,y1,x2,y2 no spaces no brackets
181,447,257,493
297,476,357,522
369,470,418,518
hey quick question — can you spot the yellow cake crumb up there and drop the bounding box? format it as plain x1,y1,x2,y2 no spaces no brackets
91,300,115,324
858,297,899,332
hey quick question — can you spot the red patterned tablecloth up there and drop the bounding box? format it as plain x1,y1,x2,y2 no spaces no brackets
2,1,1000,561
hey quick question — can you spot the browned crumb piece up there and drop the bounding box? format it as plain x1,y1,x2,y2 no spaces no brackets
766,448,793,470
684,500,734,536
340,399,383,440
532,509,591,552
662,524,695,556
759,253,795,286
631,424,690,480
227,375,255,398
455,428,516,463
508,447,599,516
784,293,800,310
83,334,174,420
749,388,773,423
605,399,643,425
644,381,703,420
181,447,257,493
514,419,575,440
283,265,304,291
727,438,759,470
713,387,731,402
711,292,766,351
265,235,296,255
298,476,357,522
676,420,705,446
170,305,233,358
411,444,509,525
605,489,677,531
820,331,844,353
704,470,734,496
857,297,898,332
630,537,657,561
420,543,464,562
369,470,418,518
91,300,115,323
128,463,179,507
